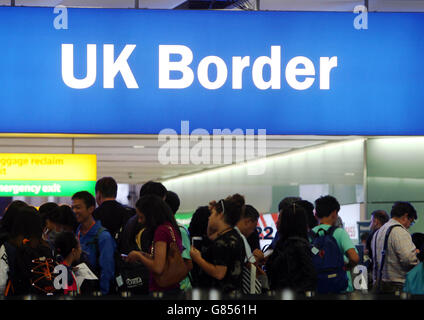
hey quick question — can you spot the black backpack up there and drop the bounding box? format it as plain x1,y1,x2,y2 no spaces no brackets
114,227,150,295
82,225,149,296
4,241,58,296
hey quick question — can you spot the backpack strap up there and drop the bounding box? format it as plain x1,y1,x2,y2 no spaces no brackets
376,224,402,292
372,228,381,283
312,227,327,238
313,226,336,238
86,226,106,248
86,226,107,271
327,226,338,236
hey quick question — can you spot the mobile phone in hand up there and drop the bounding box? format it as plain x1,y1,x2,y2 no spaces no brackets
191,236,203,249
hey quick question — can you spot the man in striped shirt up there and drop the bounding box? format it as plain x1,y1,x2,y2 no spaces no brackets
371,202,419,294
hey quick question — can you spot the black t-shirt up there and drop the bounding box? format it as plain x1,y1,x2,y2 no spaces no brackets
197,229,245,293
93,200,135,240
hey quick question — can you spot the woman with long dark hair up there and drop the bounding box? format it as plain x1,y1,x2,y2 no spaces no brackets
265,202,317,293
126,194,184,296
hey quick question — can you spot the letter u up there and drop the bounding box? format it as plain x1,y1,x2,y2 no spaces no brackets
61,44,97,89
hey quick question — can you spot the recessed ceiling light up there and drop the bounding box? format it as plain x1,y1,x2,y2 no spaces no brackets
133,145,145,149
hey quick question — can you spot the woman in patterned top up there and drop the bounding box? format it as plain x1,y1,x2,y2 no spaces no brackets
190,194,246,295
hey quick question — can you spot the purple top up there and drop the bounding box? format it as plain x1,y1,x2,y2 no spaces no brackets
149,222,183,292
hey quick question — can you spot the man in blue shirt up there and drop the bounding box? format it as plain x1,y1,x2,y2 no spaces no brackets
72,191,116,295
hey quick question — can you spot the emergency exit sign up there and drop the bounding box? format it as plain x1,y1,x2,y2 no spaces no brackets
0,154,96,196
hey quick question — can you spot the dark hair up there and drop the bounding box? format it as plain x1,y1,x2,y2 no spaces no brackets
213,194,245,227
95,177,118,198
72,191,96,209
242,204,260,222
391,202,417,220
135,194,180,237
371,210,389,225
46,205,78,232
297,200,317,230
278,202,308,241
54,231,78,261
165,191,180,215
139,181,167,199
360,232,370,242
10,206,42,240
278,197,302,212
39,202,59,215
38,202,59,229
314,195,340,219
188,206,210,238
412,233,424,262
1,200,29,233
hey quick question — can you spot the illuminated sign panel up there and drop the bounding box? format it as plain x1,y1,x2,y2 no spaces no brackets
0,154,96,196
0,8,424,135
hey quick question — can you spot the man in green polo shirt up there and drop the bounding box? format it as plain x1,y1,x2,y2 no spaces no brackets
312,195,360,293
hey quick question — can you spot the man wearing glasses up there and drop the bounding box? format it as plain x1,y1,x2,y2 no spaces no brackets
371,201,419,294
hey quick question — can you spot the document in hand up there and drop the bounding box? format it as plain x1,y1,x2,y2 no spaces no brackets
74,263,98,289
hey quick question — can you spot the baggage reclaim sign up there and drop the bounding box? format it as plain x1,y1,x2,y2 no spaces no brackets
0,154,96,197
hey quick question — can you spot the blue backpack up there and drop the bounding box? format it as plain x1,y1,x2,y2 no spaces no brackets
311,226,348,294
403,262,424,295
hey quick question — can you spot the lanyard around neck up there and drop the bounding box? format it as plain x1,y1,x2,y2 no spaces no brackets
78,221,96,240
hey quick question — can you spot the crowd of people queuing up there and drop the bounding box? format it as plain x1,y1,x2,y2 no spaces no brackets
0,176,422,298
